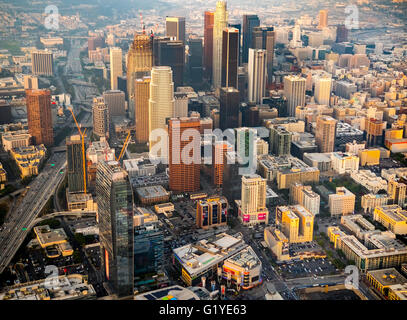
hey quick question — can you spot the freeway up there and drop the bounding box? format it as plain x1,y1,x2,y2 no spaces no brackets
0,152,67,274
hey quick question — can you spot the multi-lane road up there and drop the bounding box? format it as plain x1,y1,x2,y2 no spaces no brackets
0,151,67,274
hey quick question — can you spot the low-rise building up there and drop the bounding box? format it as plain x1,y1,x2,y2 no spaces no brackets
10,144,46,178
196,196,228,229
135,185,170,205
33,225,73,258
373,205,407,235
1,130,31,152
350,170,387,194
366,268,407,299
154,202,175,215
361,193,390,214
303,152,332,172
330,152,359,174
358,148,380,166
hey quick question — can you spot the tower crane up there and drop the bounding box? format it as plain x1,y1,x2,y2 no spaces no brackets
68,107,87,194
115,131,131,163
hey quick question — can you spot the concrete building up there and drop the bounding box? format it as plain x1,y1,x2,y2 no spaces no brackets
328,187,355,216
109,47,122,90
350,170,387,194
276,205,314,243
388,179,407,207
283,75,306,117
31,50,53,76
361,194,390,214
134,77,150,144
10,144,46,179
330,152,359,174
303,152,332,172
2,131,31,152
373,205,407,235
290,183,320,215
314,76,332,106
248,49,267,104
103,90,125,117
237,174,269,226
269,126,292,156
212,1,228,88
92,97,109,139
315,115,337,153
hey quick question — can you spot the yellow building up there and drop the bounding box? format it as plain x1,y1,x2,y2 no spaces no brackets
10,144,46,179
358,149,380,166
366,268,407,298
373,205,407,235
276,205,314,243
264,227,290,262
33,225,73,258
388,283,407,300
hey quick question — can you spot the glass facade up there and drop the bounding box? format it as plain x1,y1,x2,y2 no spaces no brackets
96,160,134,297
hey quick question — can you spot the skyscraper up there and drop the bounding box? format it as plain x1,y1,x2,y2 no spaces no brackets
168,117,201,192
228,22,241,65
109,47,123,90
221,28,239,88
166,16,186,44
97,160,134,297
204,11,215,81
251,26,275,87
31,50,54,76
314,76,332,106
239,174,269,225
212,1,228,88
103,90,125,117
336,24,348,43
127,34,154,122
92,97,110,139
318,9,328,29
219,87,240,130
283,75,306,116
26,89,54,146
242,14,260,63
235,127,257,164
248,48,267,104
154,38,185,88
269,125,292,156
315,115,337,153
135,77,150,144
66,134,87,194
188,38,203,88
212,141,232,187
149,67,175,154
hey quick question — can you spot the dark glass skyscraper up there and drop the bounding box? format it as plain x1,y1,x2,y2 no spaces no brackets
228,22,241,65
242,14,260,63
97,160,134,297
66,134,87,193
188,38,203,89
220,87,240,130
221,28,239,88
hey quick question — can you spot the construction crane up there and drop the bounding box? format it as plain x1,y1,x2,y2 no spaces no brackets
68,107,87,194
115,131,131,163
140,13,145,34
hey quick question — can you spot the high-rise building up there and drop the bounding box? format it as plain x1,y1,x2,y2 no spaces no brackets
23,75,39,90
31,50,53,76
92,97,110,139
283,75,306,116
174,92,188,118
96,160,134,297
135,77,151,144
212,1,228,88
109,47,123,90
221,28,239,88
238,174,269,225
314,76,332,106
149,67,175,154
251,26,275,87
248,48,267,104
242,14,260,63
365,118,385,147
315,115,337,153
103,90,125,117
66,134,87,194
133,209,164,276
388,179,407,207
219,87,240,130
336,24,348,43
168,117,201,192
235,127,257,164
154,38,185,89
188,38,203,88
196,196,228,229
212,141,232,187
117,76,128,101
289,183,320,215
276,205,314,243
228,22,241,65
127,34,154,122
26,89,54,146
204,11,215,80
269,125,292,156
166,16,186,44
328,187,355,216
318,9,328,29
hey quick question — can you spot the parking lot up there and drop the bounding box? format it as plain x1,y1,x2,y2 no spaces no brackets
277,257,337,279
